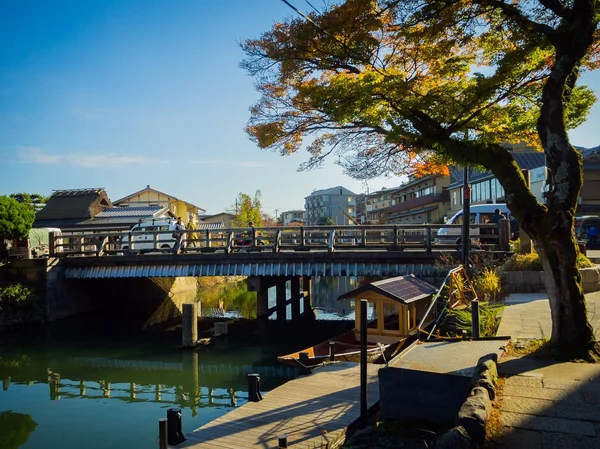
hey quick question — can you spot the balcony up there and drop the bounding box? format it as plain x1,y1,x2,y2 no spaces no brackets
386,192,448,214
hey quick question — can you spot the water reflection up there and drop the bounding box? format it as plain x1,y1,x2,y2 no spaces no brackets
0,331,299,449
0,411,38,449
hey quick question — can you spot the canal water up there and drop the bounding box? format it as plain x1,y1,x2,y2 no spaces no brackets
0,277,356,449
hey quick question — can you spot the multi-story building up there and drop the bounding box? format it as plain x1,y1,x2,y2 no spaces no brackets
365,187,401,224
385,174,451,224
304,186,357,225
280,210,305,225
446,151,546,217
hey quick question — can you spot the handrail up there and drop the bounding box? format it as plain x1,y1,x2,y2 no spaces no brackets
417,265,478,340
47,223,511,257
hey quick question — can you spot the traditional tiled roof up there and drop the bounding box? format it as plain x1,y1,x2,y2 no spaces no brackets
196,222,224,230
338,275,437,304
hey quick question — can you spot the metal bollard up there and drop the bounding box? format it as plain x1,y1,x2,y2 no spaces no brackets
278,434,288,448
247,373,263,402
167,408,185,445
298,352,311,375
471,299,480,339
329,341,336,361
462,329,467,340
158,418,168,449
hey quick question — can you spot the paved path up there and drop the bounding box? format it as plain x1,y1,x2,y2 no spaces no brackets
496,291,600,341
495,291,600,448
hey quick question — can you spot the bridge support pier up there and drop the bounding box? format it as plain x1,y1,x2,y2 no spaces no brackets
276,279,287,324
291,278,301,321
182,303,198,348
302,276,313,318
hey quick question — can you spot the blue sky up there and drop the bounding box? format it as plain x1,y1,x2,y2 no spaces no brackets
1,1,599,216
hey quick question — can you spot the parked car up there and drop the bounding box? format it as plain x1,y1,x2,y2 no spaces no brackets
434,204,512,245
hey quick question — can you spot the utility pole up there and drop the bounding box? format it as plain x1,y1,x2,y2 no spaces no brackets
461,166,471,270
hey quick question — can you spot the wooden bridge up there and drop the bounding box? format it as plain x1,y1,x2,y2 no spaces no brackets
47,223,510,279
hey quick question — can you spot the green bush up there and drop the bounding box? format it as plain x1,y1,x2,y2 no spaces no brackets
0,284,39,323
503,252,595,271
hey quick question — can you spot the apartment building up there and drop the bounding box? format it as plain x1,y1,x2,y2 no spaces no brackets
304,186,357,225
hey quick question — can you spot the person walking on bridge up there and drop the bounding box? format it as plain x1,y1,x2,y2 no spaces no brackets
173,217,186,251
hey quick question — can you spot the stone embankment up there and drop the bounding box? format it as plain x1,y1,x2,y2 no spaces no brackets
436,354,499,449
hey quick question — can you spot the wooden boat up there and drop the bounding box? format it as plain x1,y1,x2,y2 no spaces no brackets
277,275,438,368
277,329,404,368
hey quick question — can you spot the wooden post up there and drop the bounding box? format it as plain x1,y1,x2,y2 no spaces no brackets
49,231,56,257
360,299,368,428
498,218,511,251
471,299,480,339
167,408,185,445
158,418,168,449
182,303,198,348
278,435,288,448
291,277,301,321
247,373,263,402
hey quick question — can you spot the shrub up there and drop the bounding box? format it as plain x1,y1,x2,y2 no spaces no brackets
473,267,502,302
503,252,595,271
0,284,40,323
509,238,520,253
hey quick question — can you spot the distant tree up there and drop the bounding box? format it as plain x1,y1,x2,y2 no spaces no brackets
0,196,35,241
232,191,264,227
10,193,49,212
261,213,278,226
318,216,336,226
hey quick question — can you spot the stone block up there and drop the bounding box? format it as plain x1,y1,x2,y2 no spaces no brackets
496,428,542,449
379,367,472,424
456,387,491,445
556,402,600,422
541,432,600,449
499,411,596,436
435,426,472,449
502,385,583,403
500,396,556,416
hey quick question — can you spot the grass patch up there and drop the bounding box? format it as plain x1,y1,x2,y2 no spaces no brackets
503,339,551,358
442,303,505,337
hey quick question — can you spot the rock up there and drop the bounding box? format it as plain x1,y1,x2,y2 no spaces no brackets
456,387,491,445
434,426,472,449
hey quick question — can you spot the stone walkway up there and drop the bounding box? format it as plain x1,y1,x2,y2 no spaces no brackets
495,291,600,448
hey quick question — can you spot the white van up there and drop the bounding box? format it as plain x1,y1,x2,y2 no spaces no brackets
121,218,176,253
434,204,511,244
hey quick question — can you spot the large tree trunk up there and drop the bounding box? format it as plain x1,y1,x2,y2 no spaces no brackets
534,222,599,358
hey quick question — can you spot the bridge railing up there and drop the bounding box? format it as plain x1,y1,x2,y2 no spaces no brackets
48,222,510,257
